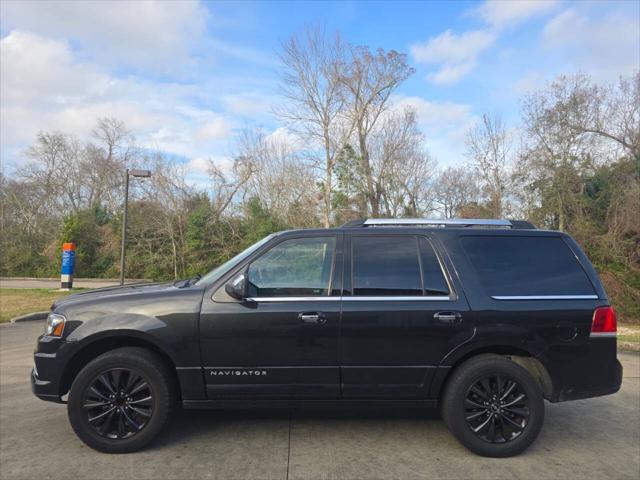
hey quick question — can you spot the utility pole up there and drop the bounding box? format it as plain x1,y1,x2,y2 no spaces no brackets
119,169,152,285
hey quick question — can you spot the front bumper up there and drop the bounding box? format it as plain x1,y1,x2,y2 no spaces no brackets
31,335,78,404
31,367,63,403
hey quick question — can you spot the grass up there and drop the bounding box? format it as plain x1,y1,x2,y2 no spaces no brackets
0,288,82,323
618,325,640,344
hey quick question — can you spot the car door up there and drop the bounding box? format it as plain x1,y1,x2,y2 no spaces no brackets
199,232,342,399
340,233,472,398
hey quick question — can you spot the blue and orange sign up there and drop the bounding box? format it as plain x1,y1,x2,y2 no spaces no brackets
60,242,76,289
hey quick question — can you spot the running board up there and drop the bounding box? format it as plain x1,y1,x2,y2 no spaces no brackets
182,398,438,409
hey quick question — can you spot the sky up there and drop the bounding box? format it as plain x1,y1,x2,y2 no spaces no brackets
1,0,638,183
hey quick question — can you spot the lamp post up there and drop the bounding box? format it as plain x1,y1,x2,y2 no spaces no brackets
119,169,152,285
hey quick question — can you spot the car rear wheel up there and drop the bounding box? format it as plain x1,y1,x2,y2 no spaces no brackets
67,347,174,453
441,354,545,457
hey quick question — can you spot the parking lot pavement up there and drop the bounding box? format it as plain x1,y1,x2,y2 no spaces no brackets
1,321,638,480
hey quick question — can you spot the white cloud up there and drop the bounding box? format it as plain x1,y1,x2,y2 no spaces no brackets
542,8,640,80
412,0,560,85
222,92,278,117
0,0,209,73
265,127,305,150
411,29,496,85
0,31,233,170
392,95,478,165
194,118,232,142
475,0,559,29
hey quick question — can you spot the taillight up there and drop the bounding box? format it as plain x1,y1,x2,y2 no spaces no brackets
590,306,617,337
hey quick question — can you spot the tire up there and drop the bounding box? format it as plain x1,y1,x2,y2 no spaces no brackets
67,347,175,453
441,354,544,457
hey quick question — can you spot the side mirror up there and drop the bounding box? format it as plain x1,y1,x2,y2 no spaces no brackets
225,273,247,300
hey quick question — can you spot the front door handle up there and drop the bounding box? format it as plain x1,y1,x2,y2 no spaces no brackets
299,312,326,325
434,311,462,325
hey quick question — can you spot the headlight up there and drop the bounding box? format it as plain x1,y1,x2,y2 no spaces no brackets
45,313,66,337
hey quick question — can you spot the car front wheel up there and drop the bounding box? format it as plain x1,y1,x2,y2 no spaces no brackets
67,347,174,453
441,354,545,457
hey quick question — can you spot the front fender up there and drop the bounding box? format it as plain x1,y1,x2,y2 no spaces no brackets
65,311,200,367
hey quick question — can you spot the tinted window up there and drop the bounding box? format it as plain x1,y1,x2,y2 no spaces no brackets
461,236,595,296
247,237,335,297
419,237,450,296
352,236,422,296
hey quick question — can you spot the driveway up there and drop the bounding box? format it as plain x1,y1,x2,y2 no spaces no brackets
1,321,638,480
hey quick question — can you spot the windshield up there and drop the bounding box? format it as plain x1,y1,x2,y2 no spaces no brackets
194,234,276,286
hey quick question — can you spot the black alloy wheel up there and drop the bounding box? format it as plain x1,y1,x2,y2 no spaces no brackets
83,368,154,439
68,347,174,453
441,354,544,457
464,374,529,443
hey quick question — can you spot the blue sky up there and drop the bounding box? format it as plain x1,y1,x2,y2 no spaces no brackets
1,0,638,181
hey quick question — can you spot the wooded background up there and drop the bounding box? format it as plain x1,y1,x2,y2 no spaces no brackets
1,31,638,322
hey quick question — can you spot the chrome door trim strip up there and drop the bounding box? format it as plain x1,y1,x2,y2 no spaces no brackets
245,296,452,302
245,297,341,302
491,295,599,300
343,296,451,301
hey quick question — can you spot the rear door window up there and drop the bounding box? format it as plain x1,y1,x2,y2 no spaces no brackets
461,236,595,297
351,236,424,296
419,237,450,296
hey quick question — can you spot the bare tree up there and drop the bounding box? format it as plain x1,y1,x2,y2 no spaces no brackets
233,129,319,226
576,73,640,160
277,28,347,227
337,46,415,216
370,108,437,216
434,167,480,218
518,75,599,231
465,113,512,217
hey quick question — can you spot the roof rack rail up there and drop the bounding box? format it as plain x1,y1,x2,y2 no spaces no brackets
363,218,512,228
339,218,537,229
340,219,367,228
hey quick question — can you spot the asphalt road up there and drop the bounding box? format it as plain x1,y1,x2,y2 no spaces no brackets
1,321,639,480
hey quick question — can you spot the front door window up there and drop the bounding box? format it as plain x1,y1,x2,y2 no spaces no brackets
247,236,336,297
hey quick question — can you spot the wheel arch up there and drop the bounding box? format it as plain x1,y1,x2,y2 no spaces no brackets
433,345,554,400
59,332,180,399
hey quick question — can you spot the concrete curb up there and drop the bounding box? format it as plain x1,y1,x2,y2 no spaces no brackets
11,311,49,323
618,342,640,353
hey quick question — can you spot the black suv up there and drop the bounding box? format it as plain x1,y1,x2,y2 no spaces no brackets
32,218,622,457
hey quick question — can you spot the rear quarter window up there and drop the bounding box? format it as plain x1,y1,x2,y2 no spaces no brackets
460,236,595,297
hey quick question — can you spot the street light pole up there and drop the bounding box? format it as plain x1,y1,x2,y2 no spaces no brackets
119,169,130,286
119,169,152,286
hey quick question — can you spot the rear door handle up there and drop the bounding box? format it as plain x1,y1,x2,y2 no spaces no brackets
298,312,326,324
434,311,462,325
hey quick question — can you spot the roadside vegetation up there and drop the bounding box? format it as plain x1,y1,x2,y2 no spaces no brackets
0,289,79,323
1,29,638,323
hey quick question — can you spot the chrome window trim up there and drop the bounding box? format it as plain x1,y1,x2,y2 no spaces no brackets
343,296,451,301
245,295,452,302
245,296,340,302
491,295,599,300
